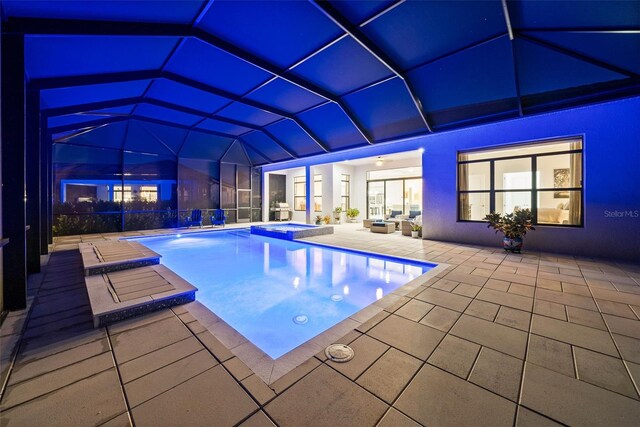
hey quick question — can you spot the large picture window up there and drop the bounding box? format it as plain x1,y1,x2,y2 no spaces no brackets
458,138,583,226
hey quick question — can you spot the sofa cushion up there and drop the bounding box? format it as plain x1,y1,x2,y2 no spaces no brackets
409,210,421,219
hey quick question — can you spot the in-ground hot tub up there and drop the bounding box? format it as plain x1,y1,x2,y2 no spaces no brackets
250,223,333,240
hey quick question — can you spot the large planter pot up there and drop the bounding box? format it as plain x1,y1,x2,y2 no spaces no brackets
411,231,419,238
503,237,523,253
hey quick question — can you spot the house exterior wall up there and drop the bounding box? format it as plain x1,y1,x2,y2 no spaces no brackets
421,96,640,261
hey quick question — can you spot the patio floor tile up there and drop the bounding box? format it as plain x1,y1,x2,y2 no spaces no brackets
603,314,640,340
394,299,434,322
131,365,257,426
395,364,516,426
356,348,422,404
450,314,528,359
612,334,640,364
111,315,192,363
573,347,638,399
527,335,575,377
124,349,218,408
468,347,523,401
239,411,276,427
265,364,388,427
533,300,567,321
377,408,421,426
415,288,472,312
464,299,500,321
8,336,109,385
521,363,640,426
119,336,202,384
0,369,126,426
1,352,113,409
531,314,618,356
516,407,563,426
328,334,389,380
566,306,607,330
427,335,480,379
368,314,445,360
477,288,533,311
495,306,531,331
419,306,461,332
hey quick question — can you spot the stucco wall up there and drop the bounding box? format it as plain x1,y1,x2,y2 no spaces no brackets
421,96,640,261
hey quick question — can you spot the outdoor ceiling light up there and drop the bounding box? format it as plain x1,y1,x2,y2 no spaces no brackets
375,156,384,166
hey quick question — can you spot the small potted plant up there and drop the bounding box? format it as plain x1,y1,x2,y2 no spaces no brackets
410,220,422,238
333,207,342,224
323,215,331,225
484,209,535,253
346,208,360,223
315,215,323,225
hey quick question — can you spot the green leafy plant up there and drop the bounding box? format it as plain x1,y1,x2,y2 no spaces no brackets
346,208,360,219
410,221,422,232
315,215,323,224
484,209,535,239
333,207,342,214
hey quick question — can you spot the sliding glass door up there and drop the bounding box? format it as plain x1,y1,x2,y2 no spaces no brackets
366,177,422,219
367,181,384,218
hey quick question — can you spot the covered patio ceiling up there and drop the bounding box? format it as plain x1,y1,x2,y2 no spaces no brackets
4,0,639,165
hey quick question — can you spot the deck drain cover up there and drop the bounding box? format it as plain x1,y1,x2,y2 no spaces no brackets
330,294,343,302
325,344,354,363
293,314,308,325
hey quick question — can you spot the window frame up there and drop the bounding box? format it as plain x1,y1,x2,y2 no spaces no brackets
293,175,305,211
314,174,322,212
341,174,350,211
457,138,584,227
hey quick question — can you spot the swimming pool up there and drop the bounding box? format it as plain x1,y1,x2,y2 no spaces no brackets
131,229,434,359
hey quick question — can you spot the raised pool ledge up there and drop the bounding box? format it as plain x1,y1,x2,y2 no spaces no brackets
79,240,161,276
250,223,333,240
85,264,197,328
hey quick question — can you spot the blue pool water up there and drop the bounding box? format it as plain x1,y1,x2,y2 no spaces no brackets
131,229,433,359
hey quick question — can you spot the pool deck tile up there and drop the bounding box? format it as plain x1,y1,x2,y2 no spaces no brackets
356,348,422,405
2,223,640,426
264,364,388,427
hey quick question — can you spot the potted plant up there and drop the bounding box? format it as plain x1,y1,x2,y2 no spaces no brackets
315,215,323,225
410,220,422,238
346,208,360,223
323,215,331,225
333,207,342,224
484,209,535,253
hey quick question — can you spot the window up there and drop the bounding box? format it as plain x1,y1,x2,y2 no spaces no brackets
458,138,583,226
341,174,350,211
113,185,133,202
139,185,158,202
314,174,322,212
294,176,305,211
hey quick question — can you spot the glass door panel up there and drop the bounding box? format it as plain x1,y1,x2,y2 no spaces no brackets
385,180,403,217
367,181,384,219
404,178,422,216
